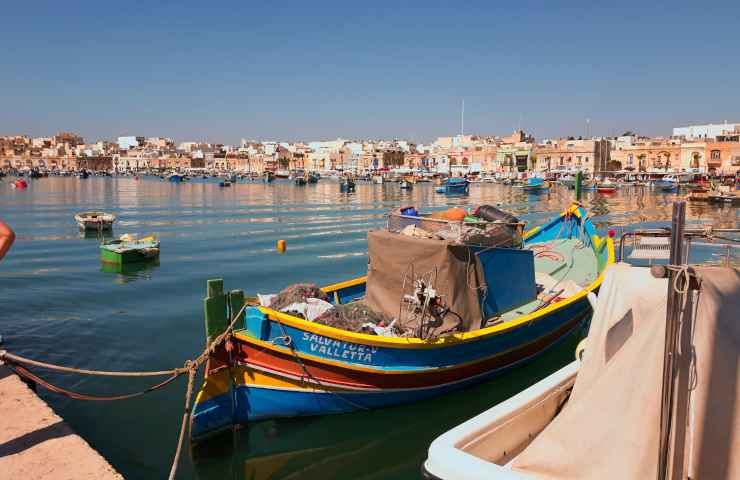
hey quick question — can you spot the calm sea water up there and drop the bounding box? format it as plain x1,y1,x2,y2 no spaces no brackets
0,177,737,479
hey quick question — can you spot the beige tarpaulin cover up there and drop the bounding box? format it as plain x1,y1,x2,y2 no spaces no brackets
365,230,483,333
512,263,740,479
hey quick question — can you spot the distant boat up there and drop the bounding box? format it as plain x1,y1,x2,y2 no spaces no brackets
219,180,232,188
100,235,160,265
76,171,89,179
167,174,184,182
340,178,356,193
295,176,307,186
596,179,617,193
708,190,740,205
307,173,319,184
521,177,550,193
436,177,470,195
400,179,413,190
74,211,116,231
264,172,275,183
559,175,576,189
660,183,679,193
11,179,28,189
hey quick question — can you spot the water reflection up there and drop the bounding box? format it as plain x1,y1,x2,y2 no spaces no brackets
100,260,160,283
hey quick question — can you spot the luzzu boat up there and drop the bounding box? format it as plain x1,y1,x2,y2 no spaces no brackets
435,177,470,195
191,203,614,440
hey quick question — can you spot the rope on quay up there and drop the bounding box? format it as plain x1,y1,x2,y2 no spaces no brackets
0,301,249,480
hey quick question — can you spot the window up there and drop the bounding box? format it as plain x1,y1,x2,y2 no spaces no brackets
711,150,721,160
585,157,590,163
732,156,740,166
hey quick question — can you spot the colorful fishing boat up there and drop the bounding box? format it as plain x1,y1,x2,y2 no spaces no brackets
435,177,470,195
100,235,160,265
520,178,550,193
74,211,116,231
191,203,614,440
11,178,28,189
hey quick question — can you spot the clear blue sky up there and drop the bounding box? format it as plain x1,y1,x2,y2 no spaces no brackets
2,1,738,144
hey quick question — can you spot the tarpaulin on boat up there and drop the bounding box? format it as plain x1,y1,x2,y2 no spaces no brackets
365,230,484,335
511,264,740,480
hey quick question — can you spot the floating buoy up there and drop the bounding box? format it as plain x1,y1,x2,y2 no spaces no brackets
276,239,286,254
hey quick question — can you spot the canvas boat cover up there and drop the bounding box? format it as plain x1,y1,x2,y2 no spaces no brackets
365,229,485,335
511,263,740,479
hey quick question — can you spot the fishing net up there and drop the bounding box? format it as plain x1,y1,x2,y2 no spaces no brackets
269,283,329,310
314,301,394,333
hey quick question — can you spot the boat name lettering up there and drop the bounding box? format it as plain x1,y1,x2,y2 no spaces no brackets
301,332,378,363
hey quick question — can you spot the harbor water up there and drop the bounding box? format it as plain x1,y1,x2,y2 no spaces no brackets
0,177,737,479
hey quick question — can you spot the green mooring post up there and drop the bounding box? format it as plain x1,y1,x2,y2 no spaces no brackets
229,289,245,327
204,279,227,345
575,171,583,201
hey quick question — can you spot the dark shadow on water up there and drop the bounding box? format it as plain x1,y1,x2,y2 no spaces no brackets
100,260,160,283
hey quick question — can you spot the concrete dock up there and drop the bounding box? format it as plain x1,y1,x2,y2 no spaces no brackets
0,362,123,480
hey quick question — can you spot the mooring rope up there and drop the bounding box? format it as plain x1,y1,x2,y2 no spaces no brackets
0,300,249,479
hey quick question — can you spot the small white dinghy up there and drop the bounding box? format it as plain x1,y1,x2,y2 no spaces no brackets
74,211,116,231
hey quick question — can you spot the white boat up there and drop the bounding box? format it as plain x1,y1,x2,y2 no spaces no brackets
424,258,740,479
74,211,116,231
372,175,384,184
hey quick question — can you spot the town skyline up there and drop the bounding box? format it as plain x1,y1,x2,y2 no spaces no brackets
3,121,739,176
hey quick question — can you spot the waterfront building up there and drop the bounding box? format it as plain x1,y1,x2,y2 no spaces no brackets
704,137,740,175
679,142,707,172
673,122,739,140
533,138,610,174
117,136,145,150
609,137,682,172
496,142,534,173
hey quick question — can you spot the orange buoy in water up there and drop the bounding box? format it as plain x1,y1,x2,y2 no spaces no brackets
276,239,286,254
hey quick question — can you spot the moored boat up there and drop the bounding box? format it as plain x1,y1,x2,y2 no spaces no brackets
436,177,470,195
521,178,549,193
340,177,356,192
12,178,28,189
707,190,740,205
400,179,413,190
100,235,160,265
167,173,185,182
190,203,614,440
559,175,575,189
596,178,617,193
74,211,116,231
422,215,740,480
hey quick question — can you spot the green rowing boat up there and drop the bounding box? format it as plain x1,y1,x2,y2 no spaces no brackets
100,236,160,264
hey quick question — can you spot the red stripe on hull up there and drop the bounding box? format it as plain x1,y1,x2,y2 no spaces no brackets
222,311,585,390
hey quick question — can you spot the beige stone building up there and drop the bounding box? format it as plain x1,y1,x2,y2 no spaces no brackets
534,138,610,174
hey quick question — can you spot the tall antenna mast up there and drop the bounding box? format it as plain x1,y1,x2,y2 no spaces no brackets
461,98,465,136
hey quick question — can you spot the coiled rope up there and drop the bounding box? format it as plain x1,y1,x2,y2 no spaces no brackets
0,300,248,480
